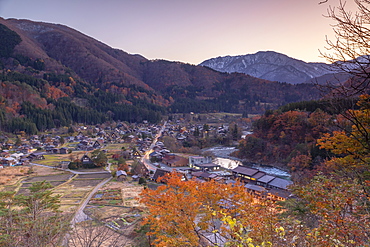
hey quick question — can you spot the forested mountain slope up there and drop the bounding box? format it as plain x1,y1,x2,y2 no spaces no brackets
0,18,321,133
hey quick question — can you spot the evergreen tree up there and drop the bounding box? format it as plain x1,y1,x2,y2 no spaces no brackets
0,181,69,246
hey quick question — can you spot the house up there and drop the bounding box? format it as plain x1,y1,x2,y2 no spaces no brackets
1,157,16,166
149,151,162,160
232,166,261,181
152,168,171,182
10,153,24,160
111,132,119,140
131,162,149,177
0,151,11,158
28,152,46,160
244,184,268,199
267,188,292,201
191,171,218,181
162,154,188,167
45,145,56,152
93,139,104,148
19,146,33,154
192,162,221,172
19,158,30,166
266,177,293,190
59,147,69,154
256,175,276,187
117,170,127,181
132,150,142,158
80,154,93,166
189,156,213,168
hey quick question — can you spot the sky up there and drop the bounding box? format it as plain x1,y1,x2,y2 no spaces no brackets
0,0,358,65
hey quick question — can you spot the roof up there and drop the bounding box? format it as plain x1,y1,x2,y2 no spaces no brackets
268,188,292,199
31,152,46,156
152,168,170,181
252,171,266,179
117,170,127,177
232,166,259,177
257,175,276,184
268,177,293,190
194,163,220,168
191,171,216,179
163,155,189,167
244,183,267,192
190,156,205,159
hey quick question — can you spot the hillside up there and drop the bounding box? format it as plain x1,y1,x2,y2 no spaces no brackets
0,18,321,133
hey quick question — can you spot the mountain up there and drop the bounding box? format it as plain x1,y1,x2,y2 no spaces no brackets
0,18,322,133
199,51,337,84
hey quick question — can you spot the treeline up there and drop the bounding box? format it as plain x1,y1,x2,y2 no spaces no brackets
83,90,164,123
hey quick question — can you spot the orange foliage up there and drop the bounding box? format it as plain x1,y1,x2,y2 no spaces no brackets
140,172,281,246
294,175,369,246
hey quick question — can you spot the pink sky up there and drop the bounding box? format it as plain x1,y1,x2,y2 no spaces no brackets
0,0,359,64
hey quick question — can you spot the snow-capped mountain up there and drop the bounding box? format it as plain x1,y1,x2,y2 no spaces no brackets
199,51,334,84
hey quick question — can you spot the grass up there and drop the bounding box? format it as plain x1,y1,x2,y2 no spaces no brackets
34,151,87,167
105,143,126,151
0,166,30,185
34,155,66,166
62,191,89,198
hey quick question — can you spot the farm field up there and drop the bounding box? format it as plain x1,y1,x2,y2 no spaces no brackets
0,143,150,246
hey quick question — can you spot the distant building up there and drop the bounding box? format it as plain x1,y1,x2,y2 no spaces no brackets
189,156,212,168
80,154,93,166
117,170,127,181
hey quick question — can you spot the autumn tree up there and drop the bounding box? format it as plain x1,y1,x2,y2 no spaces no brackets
317,95,370,191
292,174,370,246
140,172,290,247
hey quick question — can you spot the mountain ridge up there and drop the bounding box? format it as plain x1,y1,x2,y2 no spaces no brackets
199,51,335,84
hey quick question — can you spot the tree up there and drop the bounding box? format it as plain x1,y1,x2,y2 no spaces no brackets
91,149,108,167
139,172,286,247
67,219,128,247
230,123,240,140
68,126,75,134
15,137,22,147
0,181,69,246
321,0,370,97
293,174,370,246
317,95,370,191
59,136,65,145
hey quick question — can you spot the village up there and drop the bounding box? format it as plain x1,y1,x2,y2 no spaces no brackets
0,114,292,201
0,114,293,245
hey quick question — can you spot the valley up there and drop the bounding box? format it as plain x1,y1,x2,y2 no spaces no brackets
0,3,370,244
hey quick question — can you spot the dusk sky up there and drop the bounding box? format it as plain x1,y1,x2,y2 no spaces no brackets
0,0,358,65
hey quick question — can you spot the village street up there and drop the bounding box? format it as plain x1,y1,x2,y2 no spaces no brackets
141,121,167,172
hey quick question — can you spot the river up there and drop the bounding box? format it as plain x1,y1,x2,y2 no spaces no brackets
204,146,290,178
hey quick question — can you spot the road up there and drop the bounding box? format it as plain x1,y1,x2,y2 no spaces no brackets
141,121,167,172
71,176,112,225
